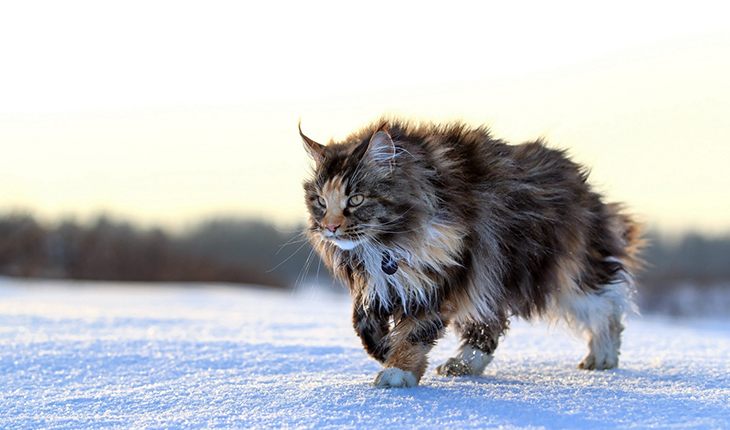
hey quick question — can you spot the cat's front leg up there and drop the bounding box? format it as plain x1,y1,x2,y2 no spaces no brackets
373,313,446,388
352,303,391,362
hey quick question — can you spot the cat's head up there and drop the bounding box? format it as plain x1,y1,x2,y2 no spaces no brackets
300,123,417,251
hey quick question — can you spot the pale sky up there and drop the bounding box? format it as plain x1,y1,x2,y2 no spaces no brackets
1,1,729,233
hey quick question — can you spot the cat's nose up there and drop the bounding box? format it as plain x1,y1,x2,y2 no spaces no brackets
325,223,341,233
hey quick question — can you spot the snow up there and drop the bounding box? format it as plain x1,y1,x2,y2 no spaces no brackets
1,278,728,429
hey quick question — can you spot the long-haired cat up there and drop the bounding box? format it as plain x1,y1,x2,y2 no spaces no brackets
300,118,642,388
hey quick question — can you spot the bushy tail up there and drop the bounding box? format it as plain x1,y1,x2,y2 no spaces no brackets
607,203,645,275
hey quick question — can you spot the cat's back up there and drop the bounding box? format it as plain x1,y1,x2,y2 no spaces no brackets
354,119,589,198
441,127,592,203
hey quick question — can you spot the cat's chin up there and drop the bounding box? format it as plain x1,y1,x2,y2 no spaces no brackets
329,238,360,250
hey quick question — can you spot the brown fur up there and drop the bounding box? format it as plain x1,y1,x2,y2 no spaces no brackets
301,118,642,387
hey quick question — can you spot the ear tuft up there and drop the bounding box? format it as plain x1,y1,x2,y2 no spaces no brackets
299,121,325,163
367,129,396,166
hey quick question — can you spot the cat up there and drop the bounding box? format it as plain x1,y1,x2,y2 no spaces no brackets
300,118,642,388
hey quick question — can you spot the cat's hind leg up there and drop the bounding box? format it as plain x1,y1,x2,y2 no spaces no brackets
554,268,635,370
436,320,506,377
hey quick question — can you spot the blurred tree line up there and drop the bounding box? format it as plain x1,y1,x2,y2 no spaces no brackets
639,231,730,315
0,212,329,289
1,212,729,315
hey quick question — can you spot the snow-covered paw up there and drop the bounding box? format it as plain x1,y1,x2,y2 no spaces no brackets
373,367,418,388
437,345,492,376
578,351,618,370
436,358,472,376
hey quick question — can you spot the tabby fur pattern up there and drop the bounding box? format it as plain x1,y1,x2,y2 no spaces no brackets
301,118,642,388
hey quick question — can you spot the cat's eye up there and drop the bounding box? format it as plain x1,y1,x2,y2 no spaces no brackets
316,196,327,207
348,194,364,207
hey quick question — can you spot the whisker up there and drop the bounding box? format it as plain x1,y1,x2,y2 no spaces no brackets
295,238,320,290
267,238,311,273
276,232,310,255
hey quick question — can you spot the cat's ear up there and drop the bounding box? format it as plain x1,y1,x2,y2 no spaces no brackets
366,126,397,168
299,121,326,164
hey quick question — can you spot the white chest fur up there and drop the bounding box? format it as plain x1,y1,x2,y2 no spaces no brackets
354,221,466,313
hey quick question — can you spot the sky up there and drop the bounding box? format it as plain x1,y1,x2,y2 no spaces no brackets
1,1,729,233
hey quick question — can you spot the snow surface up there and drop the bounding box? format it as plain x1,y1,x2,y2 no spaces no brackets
1,278,728,429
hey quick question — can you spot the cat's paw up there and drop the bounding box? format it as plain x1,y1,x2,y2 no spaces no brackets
373,367,418,388
437,345,492,376
436,358,472,376
578,351,618,370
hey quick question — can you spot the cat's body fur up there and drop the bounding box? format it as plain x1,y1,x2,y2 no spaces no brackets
301,119,642,388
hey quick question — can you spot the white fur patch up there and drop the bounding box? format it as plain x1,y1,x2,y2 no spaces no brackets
547,262,636,333
373,367,417,388
579,342,619,370
546,256,637,370
355,220,471,315
330,238,360,250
